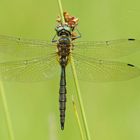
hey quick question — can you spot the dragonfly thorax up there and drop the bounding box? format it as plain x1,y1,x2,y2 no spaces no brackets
57,35,71,67
58,35,71,45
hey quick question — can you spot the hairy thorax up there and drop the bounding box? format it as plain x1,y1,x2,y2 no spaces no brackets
57,36,71,66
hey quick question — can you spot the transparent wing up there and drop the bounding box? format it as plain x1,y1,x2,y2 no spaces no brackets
0,35,56,59
0,54,59,82
72,54,140,82
72,39,140,59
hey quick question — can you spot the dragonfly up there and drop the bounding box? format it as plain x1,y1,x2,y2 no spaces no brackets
0,12,140,130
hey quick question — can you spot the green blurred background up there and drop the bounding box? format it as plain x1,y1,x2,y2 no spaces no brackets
0,0,140,140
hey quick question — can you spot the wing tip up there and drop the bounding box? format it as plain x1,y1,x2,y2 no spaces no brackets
127,63,135,67
128,38,135,41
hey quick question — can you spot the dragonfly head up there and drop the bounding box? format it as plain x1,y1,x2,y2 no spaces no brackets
55,24,72,37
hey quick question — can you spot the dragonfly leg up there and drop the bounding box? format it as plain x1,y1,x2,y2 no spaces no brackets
52,34,57,43
76,28,82,38
71,28,82,40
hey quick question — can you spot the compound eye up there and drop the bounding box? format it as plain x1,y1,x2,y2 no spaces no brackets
64,32,69,36
59,30,71,36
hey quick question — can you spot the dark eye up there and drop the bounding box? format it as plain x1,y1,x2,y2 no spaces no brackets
59,30,70,36
65,32,69,36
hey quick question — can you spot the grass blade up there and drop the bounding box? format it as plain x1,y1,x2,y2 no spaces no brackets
0,81,15,140
57,0,65,23
72,95,85,140
70,56,91,140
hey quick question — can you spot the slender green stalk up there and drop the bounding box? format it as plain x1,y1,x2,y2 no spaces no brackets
72,95,85,140
70,56,91,140
0,81,15,140
57,0,65,23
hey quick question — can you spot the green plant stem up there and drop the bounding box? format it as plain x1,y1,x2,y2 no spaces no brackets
57,0,65,23
70,56,91,140
0,81,15,140
72,96,85,140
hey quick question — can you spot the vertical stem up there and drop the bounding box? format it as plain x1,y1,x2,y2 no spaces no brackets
70,56,91,140
57,0,65,23
72,96,85,140
0,81,15,140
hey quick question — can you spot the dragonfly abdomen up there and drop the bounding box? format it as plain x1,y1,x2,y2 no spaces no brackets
59,66,67,130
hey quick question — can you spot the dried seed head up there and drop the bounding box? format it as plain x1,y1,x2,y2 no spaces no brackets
57,11,79,28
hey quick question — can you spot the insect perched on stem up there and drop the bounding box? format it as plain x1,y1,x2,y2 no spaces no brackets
0,12,140,130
